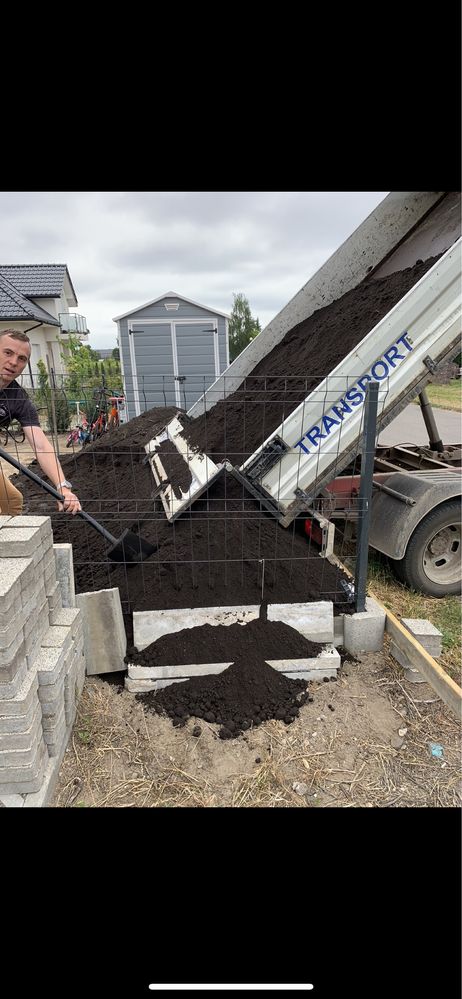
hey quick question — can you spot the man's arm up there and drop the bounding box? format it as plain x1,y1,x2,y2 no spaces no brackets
23,425,81,514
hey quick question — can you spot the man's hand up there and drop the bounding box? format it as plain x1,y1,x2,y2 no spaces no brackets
57,487,81,515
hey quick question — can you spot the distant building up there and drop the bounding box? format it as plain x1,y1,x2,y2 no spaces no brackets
95,349,115,359
113,291,229,419
0,264,90,387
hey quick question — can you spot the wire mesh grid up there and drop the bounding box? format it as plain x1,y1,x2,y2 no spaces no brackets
0,371,396,619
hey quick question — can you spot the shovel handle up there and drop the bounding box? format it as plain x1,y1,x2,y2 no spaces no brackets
0,444,118,546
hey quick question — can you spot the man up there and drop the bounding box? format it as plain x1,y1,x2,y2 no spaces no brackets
0,329,81,515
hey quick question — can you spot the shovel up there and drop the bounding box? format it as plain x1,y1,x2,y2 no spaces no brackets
0,445,158,565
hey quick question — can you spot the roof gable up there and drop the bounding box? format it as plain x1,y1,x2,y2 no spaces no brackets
113,291,230,322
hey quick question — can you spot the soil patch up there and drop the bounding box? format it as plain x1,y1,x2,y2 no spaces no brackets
135,627,320,741
126,617,322,665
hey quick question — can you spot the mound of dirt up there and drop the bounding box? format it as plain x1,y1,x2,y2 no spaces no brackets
134,621,322,739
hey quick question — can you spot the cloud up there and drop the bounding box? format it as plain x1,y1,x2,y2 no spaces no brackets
0,191,388,347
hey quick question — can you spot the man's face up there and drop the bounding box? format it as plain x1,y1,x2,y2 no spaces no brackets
0,335,31,386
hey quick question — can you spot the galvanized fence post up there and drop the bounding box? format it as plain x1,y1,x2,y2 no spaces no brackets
354,381,379,612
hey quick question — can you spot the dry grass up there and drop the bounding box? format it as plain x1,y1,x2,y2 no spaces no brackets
53,652,461,809
368,557,461,682
412,380,461,412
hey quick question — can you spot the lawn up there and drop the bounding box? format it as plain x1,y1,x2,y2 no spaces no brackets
414,380,462,412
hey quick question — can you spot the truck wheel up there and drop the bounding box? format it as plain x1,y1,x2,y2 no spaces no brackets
390,500,461,596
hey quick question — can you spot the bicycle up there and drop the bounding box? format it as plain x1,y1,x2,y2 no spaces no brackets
0,420,26,447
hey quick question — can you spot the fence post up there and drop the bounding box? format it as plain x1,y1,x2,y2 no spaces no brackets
46,359,59,456
354,382,379,613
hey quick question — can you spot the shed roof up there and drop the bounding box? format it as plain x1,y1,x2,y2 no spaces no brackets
113,291,230,322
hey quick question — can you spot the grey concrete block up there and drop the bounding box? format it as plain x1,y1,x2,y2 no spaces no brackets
41,626,72,655
7,515,53,545
49,607,81,633
400,618,443,657
0,605,24,649
0,793,24,807
53,544,76,608
0,659,28,700
0,730,47,770
35,647,68,686
389,642,428,683
0,558,32,618
0,741,47,795
267,601,334,643
0,668,38,717
0,696,37,734
343,596,385,654
333,615,344,647
0,703,42,752
22,732,72,807
0,516,12,527
76,588,127,675
0,526,42,559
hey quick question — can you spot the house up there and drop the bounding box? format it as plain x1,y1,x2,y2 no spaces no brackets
0,264,89,387
113,292,230,420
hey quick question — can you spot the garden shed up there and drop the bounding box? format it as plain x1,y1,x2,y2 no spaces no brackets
113,292,230,419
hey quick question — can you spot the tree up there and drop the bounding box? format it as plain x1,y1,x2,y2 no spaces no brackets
228,293,261,361
112,346,120,360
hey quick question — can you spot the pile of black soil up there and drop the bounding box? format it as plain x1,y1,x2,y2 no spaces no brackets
182,256,441,463
14,258,437,628
126,617,322,666
134,620,320,738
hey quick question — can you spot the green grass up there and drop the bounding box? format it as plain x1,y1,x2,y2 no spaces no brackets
367,553,461,682
412,380,461,412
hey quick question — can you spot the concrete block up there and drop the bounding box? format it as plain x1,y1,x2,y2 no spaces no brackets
0,558,32,618
133,604,260,652
0,793,24,807
0,703,42,751
343,596,385,654
0,668,38,717
0,630,25,673
0,516,12,527
76,588,127,675
0,741,47,795
0,730,47,770
46,581,62,615
400,618,443,657
0,604,24,650
49,607,81,633
0,526,42,559
267,601,333,643
0,659,28,700
333,615,344,647
41,626,72,656
0,696,37,734
53,544,76,608
35,647,68,686
389,641,428,683
7,515,53,546
22,733,72,807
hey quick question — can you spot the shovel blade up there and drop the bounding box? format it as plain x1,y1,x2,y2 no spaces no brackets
107,529,158,564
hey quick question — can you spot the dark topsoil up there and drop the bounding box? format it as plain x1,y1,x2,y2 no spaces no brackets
14,257,438,640
133,619,321,739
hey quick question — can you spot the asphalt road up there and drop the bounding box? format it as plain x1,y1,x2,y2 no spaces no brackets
378,405,461,446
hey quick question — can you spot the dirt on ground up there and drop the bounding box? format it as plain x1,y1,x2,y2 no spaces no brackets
51,636,461,808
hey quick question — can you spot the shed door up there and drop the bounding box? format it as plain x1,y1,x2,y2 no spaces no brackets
132,325,176,410
175,323,218,411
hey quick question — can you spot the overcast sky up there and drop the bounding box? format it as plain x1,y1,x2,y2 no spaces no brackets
0,192,388,349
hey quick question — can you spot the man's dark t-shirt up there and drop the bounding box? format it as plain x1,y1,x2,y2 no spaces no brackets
0,380,40,429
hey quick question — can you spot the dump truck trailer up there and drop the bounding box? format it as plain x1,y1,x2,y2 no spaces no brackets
145,192,462,597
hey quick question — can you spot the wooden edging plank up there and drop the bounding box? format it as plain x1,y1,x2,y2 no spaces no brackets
370,590,462,720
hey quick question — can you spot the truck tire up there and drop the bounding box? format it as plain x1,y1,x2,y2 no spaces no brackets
390,499,461,596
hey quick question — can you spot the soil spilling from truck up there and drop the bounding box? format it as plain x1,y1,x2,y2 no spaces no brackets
14,256,439,634
132,619,320,738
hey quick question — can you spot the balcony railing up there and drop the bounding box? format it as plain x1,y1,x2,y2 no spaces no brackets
59,313,89,335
